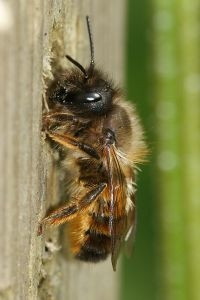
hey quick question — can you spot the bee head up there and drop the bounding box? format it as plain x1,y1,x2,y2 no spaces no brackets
48,16,115,117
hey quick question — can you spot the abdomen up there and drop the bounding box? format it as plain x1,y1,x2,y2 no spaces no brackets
69,211,111,263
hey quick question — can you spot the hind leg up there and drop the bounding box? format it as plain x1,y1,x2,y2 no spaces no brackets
38,183,106,235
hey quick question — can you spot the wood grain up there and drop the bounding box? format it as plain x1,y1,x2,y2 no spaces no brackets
0,0,126,299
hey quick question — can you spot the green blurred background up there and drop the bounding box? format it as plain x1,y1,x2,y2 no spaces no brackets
121,0,200,300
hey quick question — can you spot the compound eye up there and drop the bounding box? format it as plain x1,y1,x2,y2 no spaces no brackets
83,92,102,103
73,92,102,104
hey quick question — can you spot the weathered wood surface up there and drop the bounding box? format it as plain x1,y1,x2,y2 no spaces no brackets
0,0,126,299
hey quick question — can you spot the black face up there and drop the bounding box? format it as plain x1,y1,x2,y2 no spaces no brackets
49,69,114,117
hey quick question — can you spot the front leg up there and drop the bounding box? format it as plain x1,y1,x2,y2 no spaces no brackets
38,183,106,235
42,111,98,158
43,112,91,133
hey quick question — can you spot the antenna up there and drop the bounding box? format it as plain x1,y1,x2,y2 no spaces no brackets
86,16,95,72
65,55,88,79
65,16,95,79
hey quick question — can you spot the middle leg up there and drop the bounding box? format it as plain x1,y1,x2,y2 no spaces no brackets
46,130,100,159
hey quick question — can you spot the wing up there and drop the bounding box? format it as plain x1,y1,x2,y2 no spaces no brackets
104,144,136,271
124,193,137,257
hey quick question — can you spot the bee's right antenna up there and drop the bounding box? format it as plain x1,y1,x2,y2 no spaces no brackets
86,16,95,73
66,17,94,80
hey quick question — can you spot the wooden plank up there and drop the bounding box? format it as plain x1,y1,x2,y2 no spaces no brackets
0,0,126,299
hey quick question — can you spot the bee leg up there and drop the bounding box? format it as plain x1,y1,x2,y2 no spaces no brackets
42,113,75,131
46,131,100,159
43,112,91,130
38,182,106,235
43,112,74,124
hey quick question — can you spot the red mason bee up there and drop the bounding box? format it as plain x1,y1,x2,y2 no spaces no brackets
39,16,147,271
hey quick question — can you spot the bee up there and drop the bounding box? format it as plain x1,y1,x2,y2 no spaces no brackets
39,16,147,271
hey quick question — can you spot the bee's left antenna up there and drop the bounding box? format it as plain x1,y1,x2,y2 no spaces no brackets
66,55,88,79
86,16,95,72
